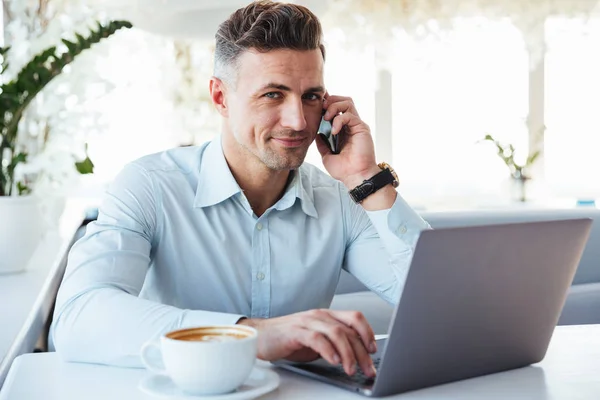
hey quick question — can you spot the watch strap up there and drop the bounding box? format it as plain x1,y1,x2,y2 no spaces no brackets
349,168,395,203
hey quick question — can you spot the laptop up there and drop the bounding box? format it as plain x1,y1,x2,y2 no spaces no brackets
274,218,592,397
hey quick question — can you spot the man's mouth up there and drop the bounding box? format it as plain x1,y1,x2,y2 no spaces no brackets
271,137,306,148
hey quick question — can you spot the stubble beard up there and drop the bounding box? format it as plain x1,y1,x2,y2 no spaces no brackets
258,143,308,171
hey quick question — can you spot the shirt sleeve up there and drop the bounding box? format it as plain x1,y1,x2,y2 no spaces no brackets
50,163,245,367
342,189,431,305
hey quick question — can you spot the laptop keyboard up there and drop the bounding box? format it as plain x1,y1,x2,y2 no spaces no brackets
326,358,381,384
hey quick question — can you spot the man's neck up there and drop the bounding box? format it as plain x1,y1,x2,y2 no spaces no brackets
236,168,290,217
222,140,292,217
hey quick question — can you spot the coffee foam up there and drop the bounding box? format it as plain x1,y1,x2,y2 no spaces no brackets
166,326,254,342
198,334,239,342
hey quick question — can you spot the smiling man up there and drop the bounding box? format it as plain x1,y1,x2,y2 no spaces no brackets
51,0,430,378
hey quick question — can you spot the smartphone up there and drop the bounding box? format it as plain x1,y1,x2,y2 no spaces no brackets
317,109,340,154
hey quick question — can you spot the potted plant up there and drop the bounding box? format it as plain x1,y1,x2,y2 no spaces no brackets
0,20,132,274
480,134,541,202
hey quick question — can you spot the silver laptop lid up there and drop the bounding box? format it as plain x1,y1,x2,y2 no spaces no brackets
373,218,592,397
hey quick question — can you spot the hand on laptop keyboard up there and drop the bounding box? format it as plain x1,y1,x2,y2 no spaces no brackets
238,309,378,377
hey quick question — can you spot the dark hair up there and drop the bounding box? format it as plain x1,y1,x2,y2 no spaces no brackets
214,0,326,83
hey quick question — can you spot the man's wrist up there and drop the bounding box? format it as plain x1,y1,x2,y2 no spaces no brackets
359,185,397,211
342,165,382,190
236,317,263,329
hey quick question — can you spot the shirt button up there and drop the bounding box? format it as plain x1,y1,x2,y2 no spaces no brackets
256,223,263,231
398,225,407,234
257,272,265,281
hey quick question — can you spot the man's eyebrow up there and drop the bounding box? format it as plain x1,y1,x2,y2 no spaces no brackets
256,83,325,93
305,86,325,94
257,83,292,92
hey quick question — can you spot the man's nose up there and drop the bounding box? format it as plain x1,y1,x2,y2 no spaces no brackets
280,101,308,132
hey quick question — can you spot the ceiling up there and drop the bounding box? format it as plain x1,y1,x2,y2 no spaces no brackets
94,0,330,40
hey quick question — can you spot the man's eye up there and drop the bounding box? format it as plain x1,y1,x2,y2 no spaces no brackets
303,93,321,101
264,92,281,99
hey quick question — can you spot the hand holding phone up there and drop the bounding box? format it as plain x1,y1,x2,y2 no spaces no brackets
317,109,339,154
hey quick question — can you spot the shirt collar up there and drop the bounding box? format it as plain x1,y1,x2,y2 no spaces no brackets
194,137,242,208
275,168,319,219
194,136,319,219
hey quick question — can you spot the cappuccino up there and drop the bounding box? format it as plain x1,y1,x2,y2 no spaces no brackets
166,327,251,342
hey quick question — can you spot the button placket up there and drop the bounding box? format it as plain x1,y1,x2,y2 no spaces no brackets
250,218,271,318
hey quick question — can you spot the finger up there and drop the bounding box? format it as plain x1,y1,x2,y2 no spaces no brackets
324,96,359,117
296,329,341,367
348,335,377,378
324,100,357,121
308,319,358,375
324,95,354,107
325,94,349,103
328,310,377,354
330,112,361,137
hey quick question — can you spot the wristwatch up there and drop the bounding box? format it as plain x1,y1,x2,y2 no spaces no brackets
348,162,399,203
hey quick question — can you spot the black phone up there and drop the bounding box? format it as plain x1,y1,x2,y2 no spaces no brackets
317,110,339,154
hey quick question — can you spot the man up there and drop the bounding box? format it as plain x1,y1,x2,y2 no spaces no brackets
51,0,430,379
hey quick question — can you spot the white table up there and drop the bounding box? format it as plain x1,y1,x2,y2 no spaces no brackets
0,199,89,387
1,325,599,399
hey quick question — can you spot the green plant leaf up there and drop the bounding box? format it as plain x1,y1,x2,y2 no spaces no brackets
4,152,28,196
0,19,132,195
75,156,94,174
526,150,541,167
61,39,78,53
16,181,31,195
8,152,27,173
478,133,523,174
75,33,86,44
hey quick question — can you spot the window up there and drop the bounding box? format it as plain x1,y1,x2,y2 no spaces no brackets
390,19,529,208
545,17,600,199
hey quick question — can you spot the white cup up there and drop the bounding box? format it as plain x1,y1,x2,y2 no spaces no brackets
141,325,258,395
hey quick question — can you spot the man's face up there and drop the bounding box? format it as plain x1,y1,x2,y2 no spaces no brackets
224,48,325,171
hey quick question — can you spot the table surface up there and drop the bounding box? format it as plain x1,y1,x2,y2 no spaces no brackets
0,199,88,387
1,325,599,399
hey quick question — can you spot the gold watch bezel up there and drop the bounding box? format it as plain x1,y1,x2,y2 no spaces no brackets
378,162,399,188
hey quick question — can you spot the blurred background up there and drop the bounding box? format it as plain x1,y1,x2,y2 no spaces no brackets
3,0,600,211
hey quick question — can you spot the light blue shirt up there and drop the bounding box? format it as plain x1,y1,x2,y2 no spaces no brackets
51,136,430,366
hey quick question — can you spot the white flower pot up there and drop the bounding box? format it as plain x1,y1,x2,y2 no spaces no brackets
0,196,46,274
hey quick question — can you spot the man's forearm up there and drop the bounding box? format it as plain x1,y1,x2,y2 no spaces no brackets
52,288,244,367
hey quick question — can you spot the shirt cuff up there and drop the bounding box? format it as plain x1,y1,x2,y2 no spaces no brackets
366,193,430,249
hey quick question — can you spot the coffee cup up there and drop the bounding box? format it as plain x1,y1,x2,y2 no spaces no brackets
140,325,258,395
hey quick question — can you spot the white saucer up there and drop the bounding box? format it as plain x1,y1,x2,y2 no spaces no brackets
138,367,280,400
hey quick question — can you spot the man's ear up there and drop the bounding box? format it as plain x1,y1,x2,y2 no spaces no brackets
209,77,229,117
